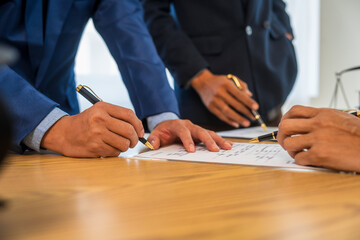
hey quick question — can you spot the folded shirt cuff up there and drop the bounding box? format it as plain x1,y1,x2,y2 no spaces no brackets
22,108,68,152
147,112,179,131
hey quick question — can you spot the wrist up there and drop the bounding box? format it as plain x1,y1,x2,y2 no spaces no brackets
191,69,213,91
41,115,69,152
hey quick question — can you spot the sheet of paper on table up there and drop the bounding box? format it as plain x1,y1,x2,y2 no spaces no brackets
217,126,278,139
134,143,322,171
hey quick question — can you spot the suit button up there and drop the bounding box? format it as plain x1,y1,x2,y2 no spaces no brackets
263,21,270,29
245,25,252,36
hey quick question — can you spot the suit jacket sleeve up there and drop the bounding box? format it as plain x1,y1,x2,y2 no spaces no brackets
93,0,179,119
273,0,294,37
0,66,58,152
142,0,209,88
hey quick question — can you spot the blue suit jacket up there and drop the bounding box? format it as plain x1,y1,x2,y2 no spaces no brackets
0,0,179,151
143,0,297,127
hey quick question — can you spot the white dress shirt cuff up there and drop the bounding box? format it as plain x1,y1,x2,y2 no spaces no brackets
147,112,179,131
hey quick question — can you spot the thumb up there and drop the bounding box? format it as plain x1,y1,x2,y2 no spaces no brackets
147,132,161,150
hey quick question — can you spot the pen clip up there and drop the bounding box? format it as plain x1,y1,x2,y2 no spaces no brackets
227,74,242,89
82,85,103,102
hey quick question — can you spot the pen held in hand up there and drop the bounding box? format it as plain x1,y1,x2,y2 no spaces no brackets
227,74,267,131
76,85,154,150
249,109,360,143
249,131,278,143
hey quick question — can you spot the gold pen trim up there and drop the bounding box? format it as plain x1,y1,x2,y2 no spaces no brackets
76,84,83,92
227,74,267,131
145,141,154,150
227,74,242,89
76,84,103,102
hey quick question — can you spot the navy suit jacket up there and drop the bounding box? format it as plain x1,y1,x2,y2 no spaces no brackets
0,0,179,151
143,0,297,127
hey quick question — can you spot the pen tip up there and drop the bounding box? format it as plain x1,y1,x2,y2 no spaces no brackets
145,141,154,150
261,123,267,131
249,138,259,143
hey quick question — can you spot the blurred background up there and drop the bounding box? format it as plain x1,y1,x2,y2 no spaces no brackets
74,0,360,113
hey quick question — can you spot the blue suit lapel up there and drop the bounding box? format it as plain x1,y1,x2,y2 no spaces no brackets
25,0,44,70
35,0,74,86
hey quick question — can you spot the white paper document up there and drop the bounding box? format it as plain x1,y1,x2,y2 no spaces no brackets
217,126,278,139
134,143,319,170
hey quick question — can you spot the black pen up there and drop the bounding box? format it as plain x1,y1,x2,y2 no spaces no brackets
227,74,267,131
346,110,360,117
76,84,154,150
249,131,277,143
250,110,360,143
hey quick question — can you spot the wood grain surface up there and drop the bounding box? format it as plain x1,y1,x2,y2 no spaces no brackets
0,144,359,240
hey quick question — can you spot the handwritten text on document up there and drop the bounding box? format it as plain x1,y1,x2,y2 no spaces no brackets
134,143,318,170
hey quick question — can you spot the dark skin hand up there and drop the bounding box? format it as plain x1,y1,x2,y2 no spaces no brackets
277,105,360,172
42,102,144,157
191,69,258,128
190,33,292,129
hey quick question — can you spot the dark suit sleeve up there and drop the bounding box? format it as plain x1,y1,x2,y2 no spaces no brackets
142,0,209,88
273,0,294,36
0,66,58,152
93,0,179,120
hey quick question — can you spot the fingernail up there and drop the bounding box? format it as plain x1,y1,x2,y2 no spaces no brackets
242,121,250,127
224,142,232,149
212,144,220,152
150,139,155,145
189,144,195,152
231,122,239,128
227,140,234,146
247,90,252,96
252,103,259,110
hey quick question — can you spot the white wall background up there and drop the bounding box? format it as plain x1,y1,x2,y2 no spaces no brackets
75,0,360,115
310,0,360,109
75,21,132,111
282,0,320,112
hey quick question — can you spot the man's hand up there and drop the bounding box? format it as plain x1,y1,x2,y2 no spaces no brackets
41,102,144,157
191,69,258,128
285,33,293,41
148,119,233,152
277,105,360,172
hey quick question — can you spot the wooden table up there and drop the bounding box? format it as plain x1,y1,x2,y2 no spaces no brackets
0,141,359,240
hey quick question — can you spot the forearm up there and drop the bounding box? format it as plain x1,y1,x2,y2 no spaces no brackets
273,0,294,36
142,0,209,87
0,65,59,151
93,0,179,119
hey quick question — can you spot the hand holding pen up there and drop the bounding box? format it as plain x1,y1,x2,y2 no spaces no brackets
227,74,267,131
250,107,360,143
41,86,148,158
76,85,154,150
191,69,260,128
275,106,360,172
